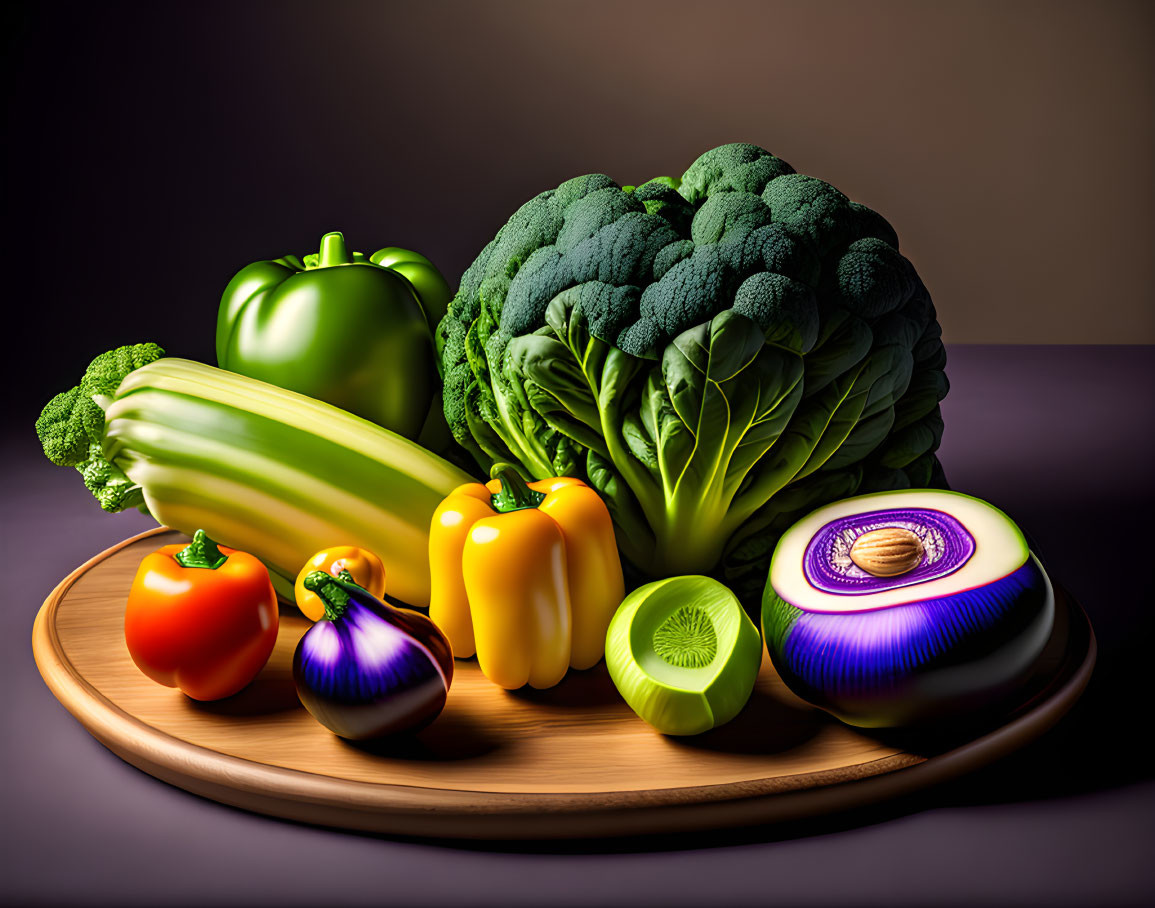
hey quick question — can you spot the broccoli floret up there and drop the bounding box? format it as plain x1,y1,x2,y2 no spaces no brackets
448,145,931,368
35,342,164,510
37,342,165,467
761,173,855,255
498,195,684,340
679,143,794,202
632,178,694,234
36,386,86,467
633,246,733,355
732,272,819,353
78,441,147,512
652,239,694,279
835,237,916,320
690,191,772,246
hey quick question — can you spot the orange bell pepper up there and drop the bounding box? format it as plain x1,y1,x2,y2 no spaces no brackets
429,470,624,689
124,529,279,701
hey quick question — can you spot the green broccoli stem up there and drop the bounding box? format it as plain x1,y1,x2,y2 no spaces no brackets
605,448,732,577
594,344,742,576
648,510,733,578
613,388,849,578
608,481,741,579
174,529,228,569
588,350,728,577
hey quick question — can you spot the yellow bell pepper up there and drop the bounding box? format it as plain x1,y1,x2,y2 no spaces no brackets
429,470,624,689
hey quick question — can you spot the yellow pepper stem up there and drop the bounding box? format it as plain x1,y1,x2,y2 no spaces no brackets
490,469,545,512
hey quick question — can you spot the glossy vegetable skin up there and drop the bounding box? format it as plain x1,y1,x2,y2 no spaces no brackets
293,570,453,740
294,546,386,621
216,232,451,440
124,530,278,701
429,470,624,689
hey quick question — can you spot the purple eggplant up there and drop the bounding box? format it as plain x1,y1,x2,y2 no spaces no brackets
293,570,453,740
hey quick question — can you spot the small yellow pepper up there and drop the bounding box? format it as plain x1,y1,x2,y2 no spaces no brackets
429,470,624,689
294,546,386,621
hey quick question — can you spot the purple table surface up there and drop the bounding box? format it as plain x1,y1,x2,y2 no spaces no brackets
3,345,1153,907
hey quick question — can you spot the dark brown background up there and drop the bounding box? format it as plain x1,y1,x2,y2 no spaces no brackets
4,0,1153,424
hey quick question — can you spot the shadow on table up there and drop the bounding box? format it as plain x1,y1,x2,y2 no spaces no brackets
342,709,505,763
182,491,1154,854
506,664,627,709
665,687,824,757
411,664,1147,855
408,534,1154,854
161,584,1149,856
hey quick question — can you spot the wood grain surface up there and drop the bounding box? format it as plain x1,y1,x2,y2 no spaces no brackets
32,528,1095,839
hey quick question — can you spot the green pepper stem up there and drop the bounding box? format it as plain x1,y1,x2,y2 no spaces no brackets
302,570,352,622
490,468,546,513
174,529,228,569
318,232,352,267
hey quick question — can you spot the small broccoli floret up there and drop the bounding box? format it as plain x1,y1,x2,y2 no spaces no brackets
836,237,916,320
689,191,772,246
633,178,694,234
36,386,87,467
761,174,853,255
733,272,819,353
35,342,164,510
81,343,163,396
679,143,794,202
634,246,732,354
78,441,147,512
36,342,164,466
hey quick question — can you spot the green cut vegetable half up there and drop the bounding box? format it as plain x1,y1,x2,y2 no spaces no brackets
605,576,762,735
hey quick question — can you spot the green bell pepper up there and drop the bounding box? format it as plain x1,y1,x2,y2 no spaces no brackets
216,232,451,440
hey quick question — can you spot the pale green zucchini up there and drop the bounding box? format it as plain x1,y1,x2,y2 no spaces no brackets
103,358,474,606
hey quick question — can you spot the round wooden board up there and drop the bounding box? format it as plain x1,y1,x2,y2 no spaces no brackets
33,528,1095,840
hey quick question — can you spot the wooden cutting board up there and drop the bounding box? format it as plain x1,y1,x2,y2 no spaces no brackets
32,528,1095,840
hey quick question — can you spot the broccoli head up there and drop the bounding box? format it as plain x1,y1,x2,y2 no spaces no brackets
437,144,949,593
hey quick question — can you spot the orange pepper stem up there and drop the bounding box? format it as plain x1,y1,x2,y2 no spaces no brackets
303,569,357,621
173,529,227,570
491,469,546,513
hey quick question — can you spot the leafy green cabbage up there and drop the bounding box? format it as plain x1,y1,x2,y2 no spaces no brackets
438,144,948,594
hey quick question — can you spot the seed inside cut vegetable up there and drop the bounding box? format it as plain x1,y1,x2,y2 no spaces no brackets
848,527,924,577
653,607,718,668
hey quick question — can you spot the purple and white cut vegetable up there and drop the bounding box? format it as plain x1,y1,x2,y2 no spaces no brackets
762,489,1054,728
293,570,453,740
